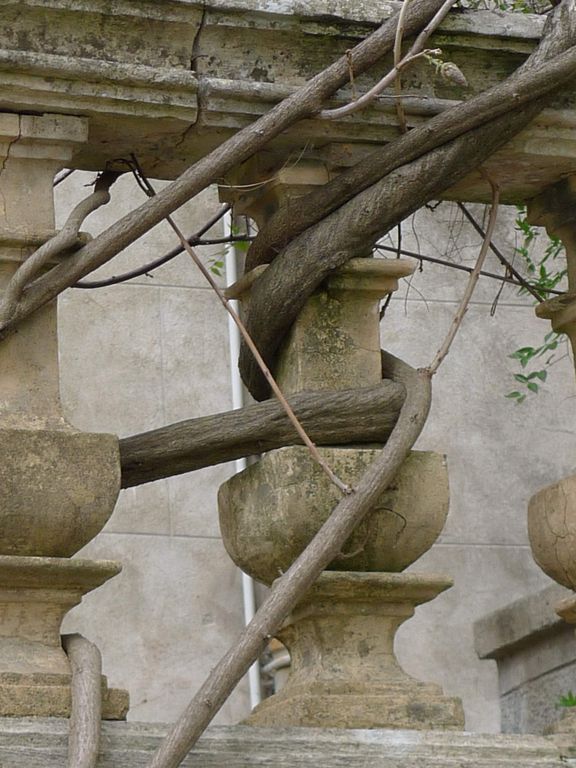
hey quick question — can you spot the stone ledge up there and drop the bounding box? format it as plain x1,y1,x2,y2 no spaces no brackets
474,584,572,661
0,719,572,766
1,0,575,199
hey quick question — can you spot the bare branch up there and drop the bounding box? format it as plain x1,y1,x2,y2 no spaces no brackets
0,0,450,338
457,202,546,302
318,0,456,120
119,381,405,488
426,180,500,376
0,171,119,324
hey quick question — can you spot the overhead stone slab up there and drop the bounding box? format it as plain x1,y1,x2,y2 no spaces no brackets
0,0,575,198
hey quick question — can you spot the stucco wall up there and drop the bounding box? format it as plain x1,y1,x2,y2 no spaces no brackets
56,172,251,725
54,171,576,732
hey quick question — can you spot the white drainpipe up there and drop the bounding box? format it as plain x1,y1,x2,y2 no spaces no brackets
224,211,262,709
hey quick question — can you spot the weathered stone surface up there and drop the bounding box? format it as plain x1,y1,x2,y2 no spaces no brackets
0,115,121,558
0,113,89,430
246,571,464,730
474,583,572,661
0,672,128,720
528,475,576,591
274,259,415,395
0,556,128,717
474,583,576,735
0,718,571,767
0,3,574,200
0,428,120,557
219,447,449,585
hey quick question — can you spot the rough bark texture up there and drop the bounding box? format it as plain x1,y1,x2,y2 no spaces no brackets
120,381,404,488
245,45,576,271
239,1,576,400
62,634,102,768
0,0,450,338
146,353,431,768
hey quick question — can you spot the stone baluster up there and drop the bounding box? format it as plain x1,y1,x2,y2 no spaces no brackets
528,176,576,363
527,177,576,733
217,165,464,730
0,113,127,718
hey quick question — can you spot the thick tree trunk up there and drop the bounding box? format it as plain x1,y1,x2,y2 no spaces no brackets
245,45,576,271
120,380,404,488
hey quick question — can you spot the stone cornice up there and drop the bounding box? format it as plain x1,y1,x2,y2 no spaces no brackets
0,0,573,200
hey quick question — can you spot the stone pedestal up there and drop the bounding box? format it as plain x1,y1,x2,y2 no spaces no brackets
275,258,415,395
0,557,128,718
246,572,464,729
0,113,128,716
220,167,461,730
219,447,450,583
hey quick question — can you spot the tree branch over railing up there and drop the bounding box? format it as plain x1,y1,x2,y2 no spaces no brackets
0,0,450,339
246,44,576,271
239,3,576,399
119,380,405,488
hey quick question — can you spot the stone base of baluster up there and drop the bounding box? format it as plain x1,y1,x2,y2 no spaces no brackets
0,555,128,718
0,671,128,719
245,571,464,731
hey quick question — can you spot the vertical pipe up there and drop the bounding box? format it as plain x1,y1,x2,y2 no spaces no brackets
223,211,262,709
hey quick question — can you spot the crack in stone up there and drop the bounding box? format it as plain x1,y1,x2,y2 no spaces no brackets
174,1,208,151
0,119,22,217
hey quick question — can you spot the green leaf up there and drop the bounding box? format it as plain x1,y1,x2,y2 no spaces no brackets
527,382,539,393
558,692,576,708
534,370,547,382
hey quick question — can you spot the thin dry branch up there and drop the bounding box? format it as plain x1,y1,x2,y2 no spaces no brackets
393,0,411,132
427,181,500,376
319,0,456,120
145,352,431,768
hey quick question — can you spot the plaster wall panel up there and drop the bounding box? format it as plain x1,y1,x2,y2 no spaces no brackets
381,300,576,547
105,481,172,537
382,205,537,306
159,287,232,423
62,533,250,725
58,284,166,437
54,172,227,290
396,544,553,733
